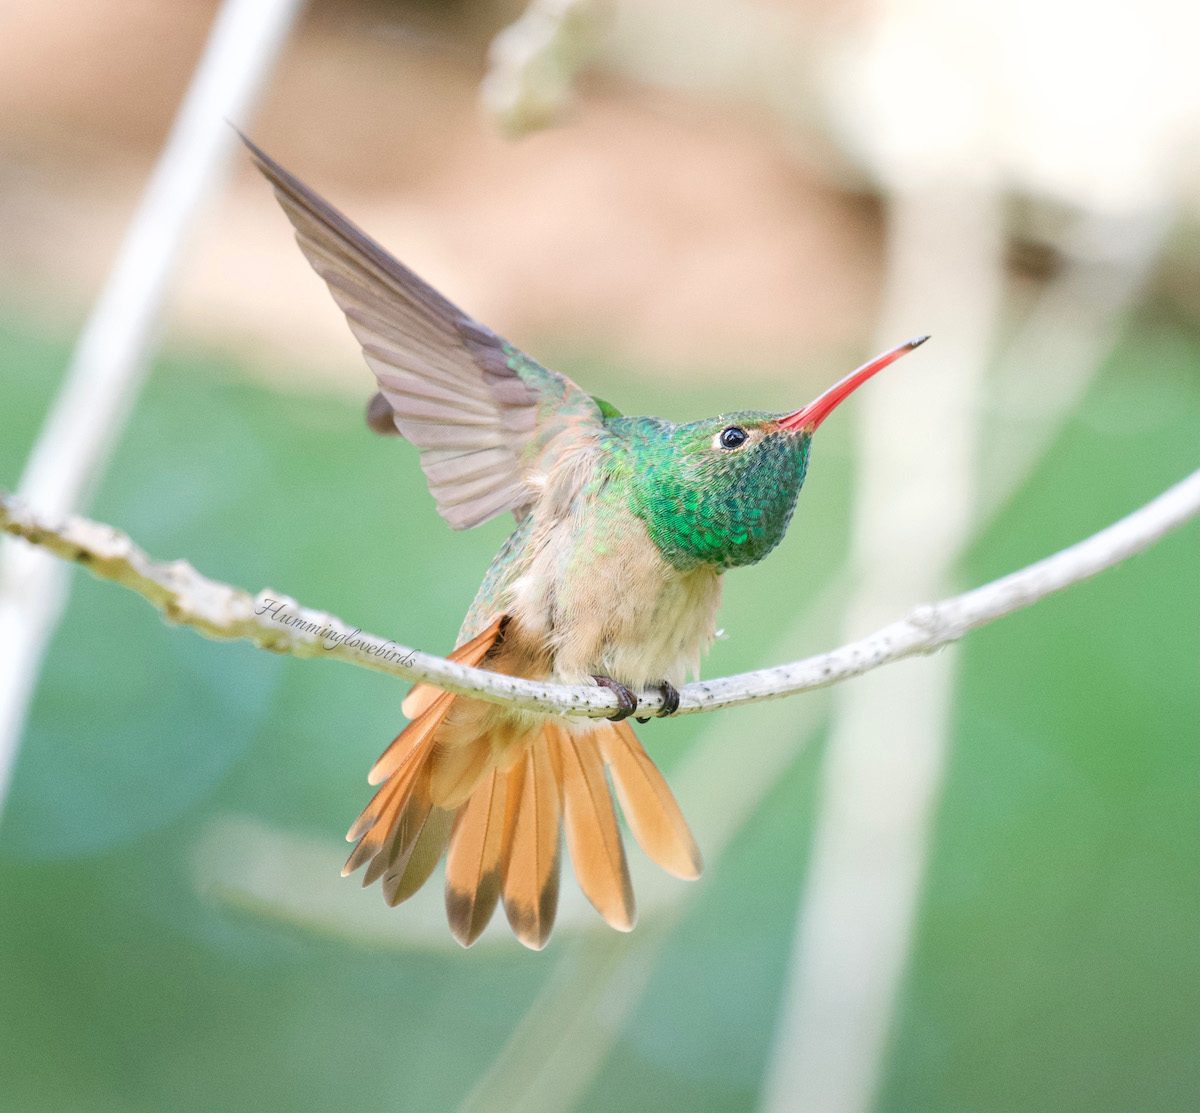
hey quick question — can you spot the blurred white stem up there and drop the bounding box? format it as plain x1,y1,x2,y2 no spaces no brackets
3,466,1197,719
758,197,1173,1113
760,182,1003,1113
0,0,303,809
980,208,1171,520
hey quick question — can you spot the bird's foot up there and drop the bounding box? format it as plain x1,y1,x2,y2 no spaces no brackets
635,680,681,723
592,675,638,721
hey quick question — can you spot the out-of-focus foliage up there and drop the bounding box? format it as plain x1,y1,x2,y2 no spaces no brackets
0,311,1196,1113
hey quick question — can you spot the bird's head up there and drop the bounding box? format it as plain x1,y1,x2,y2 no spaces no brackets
620,337,928,570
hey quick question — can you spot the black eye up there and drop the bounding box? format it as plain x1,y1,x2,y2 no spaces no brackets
718,426,748,450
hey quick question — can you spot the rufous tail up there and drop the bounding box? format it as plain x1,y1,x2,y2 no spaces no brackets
342,616,702,950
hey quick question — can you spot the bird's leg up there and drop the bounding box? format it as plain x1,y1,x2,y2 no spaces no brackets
636,680,681,723
592,674,638,721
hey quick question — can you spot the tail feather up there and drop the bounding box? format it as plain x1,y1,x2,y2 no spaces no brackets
344,616,702,949
371,614,505,789
360,804,413,887
347,728,430,843
342,737,431,876
383,806,454,906
599,721,703,880
362,768,434,888
500,736,562,950
552,721,636,932
368,690,453,786
400,616,506,720
445,769,507,946
428,736,493,809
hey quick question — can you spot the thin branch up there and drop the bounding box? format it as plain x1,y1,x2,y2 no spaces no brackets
2,468,1197,720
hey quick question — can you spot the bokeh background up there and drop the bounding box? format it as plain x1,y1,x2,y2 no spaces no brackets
1,2,1197,1112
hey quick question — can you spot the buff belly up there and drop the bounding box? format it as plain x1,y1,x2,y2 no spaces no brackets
505,507,723,692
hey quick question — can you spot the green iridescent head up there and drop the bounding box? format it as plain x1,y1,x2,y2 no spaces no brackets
617,412,809,570
616,337,928,571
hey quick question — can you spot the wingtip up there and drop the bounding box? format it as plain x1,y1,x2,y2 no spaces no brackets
235,127,265,160
235,131,295,194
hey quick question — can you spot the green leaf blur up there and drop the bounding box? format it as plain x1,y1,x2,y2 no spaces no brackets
0,313,1196,1113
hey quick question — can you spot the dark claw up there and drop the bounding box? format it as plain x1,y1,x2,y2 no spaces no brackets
657,680,681,717
634,681,681,723
592,675,637,721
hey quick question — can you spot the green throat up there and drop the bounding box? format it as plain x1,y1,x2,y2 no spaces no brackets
608,413,812,571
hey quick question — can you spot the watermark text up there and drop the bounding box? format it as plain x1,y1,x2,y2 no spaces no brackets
255,597,416,666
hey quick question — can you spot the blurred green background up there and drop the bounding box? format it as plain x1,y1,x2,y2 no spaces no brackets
1,2,1199,1112
1,308,1196,1112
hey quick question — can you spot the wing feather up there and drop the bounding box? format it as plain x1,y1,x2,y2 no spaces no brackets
242,134,603,529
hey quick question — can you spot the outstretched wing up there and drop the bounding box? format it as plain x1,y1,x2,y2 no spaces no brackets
243,134,603,529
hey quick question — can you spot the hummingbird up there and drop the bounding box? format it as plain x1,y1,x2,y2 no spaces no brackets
243,135,926,950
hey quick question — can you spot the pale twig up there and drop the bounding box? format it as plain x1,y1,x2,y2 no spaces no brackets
2,466,1197,720
0,0,304,807
760,181,1002,1113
